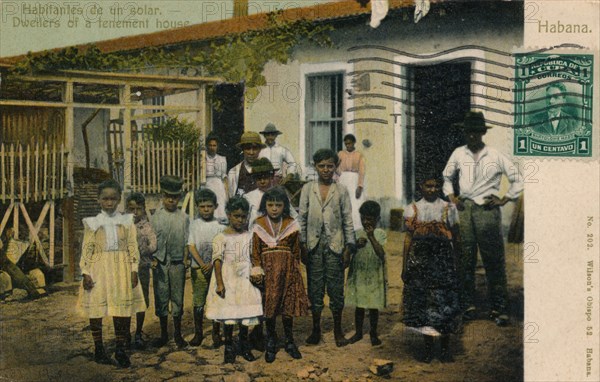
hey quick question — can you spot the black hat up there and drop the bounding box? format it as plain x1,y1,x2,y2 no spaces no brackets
251,157,275,175
160,175,183,195
259,123,283,135
453,111,490,133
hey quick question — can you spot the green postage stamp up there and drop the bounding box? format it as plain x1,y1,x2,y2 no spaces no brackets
513,53,594,157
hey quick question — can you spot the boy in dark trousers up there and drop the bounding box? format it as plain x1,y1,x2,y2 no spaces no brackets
150,175,190,348
298,149,355,347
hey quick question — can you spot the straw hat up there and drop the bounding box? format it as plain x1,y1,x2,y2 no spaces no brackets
236,132,266,148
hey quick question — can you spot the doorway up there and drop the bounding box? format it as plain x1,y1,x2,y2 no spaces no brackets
405,62,471,202
211,84,245,171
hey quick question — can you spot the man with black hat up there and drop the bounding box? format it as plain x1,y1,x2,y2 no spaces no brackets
442,111,523,326
228,132,266,197
150,175,190,348
259,123,299,185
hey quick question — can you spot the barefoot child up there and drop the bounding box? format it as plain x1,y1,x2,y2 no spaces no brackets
187,189,225,347
346,201,387,346
150,175,190,349
402,174,462,363
298,148,355,347
79,179,146,367
126,192,157,350
205,197,263,363
251,187,309,363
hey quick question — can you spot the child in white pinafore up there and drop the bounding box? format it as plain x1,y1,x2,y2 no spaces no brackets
205,196,263,364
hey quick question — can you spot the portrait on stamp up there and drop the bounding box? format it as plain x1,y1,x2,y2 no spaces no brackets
514,53,594,157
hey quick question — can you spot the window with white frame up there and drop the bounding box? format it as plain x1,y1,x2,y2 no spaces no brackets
305,73,344,163
149,96,166,125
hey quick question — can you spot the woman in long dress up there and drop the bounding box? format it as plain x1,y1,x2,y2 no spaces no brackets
204,134,229,222
337,134,366,230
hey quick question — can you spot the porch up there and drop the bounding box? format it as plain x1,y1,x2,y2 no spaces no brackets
0,68,220,281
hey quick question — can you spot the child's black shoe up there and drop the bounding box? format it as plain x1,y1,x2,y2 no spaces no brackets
370,334,382,346
133,332,146,350
240,349,256,362
114,349,131,368
305,330,321,345
265,336,278,363
265,350,276,363
94,347,113,365
224,344,236,364
348,333,363,344
284,342,302,359
152,336,168,348
174,336,188,349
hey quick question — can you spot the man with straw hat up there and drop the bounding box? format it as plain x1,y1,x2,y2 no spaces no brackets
259,123,299,185
228,132,266,198
442,111,523,327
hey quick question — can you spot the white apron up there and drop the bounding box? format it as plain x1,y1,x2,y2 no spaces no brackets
206,176,228,222
338,171,366,231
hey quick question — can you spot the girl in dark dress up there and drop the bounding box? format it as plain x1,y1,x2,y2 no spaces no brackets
402,174,462,363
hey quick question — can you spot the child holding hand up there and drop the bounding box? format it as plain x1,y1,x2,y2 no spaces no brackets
251,187,309,363
402,174,462,363
126,192,157,350
345,201,387,346
187,189,225,347
205,197,263,364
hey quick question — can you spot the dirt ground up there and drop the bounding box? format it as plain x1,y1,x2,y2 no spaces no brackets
0,231,523,382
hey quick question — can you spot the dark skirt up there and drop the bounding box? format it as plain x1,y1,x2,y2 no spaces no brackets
402,237,461,334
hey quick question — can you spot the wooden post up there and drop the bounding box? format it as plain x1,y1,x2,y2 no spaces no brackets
9,144,15,203
13,201,19,239
1,143,5,203
120,85,133,192
61,197,75,282
196,86,208,186
64,81,74,197
233,0,248,17
49,200,55,267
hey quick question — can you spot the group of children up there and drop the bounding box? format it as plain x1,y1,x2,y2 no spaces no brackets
78,147,463,368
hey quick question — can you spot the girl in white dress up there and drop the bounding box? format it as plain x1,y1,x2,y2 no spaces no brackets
78,179,146,368
205,196,263,363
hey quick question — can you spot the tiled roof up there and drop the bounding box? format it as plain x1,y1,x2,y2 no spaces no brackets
0,0,423,64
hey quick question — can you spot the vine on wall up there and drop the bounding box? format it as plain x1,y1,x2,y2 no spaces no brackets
10,11,333,89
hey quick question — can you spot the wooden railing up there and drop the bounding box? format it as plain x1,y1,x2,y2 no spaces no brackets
129,140,204,194
0,143,71,203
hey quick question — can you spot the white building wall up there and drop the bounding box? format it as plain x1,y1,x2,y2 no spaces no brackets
245,3,523,226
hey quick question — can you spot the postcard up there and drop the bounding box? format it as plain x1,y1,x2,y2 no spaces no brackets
0,1,598,381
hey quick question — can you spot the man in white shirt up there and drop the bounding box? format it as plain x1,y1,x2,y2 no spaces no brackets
443,111,523,326
259,123,298,185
